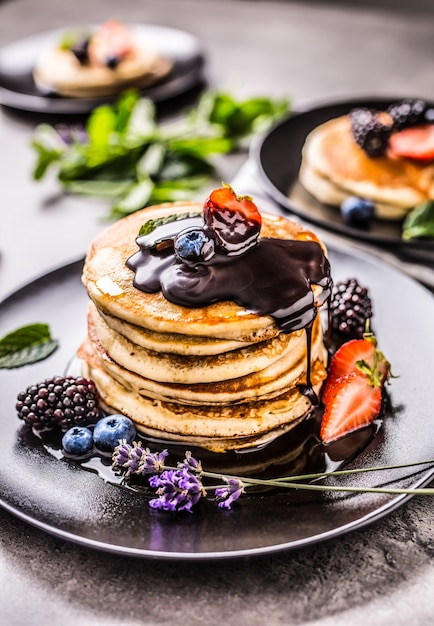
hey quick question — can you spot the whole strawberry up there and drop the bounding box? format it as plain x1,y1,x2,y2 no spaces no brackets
320,332,391,443
203,183,262,256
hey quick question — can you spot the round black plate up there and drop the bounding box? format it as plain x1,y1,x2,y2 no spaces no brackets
0,250,433,559
0,24,205,114
254,97,434,253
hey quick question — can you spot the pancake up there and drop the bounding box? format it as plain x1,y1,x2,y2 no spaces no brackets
33,22,171,98
300,115,434,220
80,338,327,452
98,308,255,356
82,202,328,341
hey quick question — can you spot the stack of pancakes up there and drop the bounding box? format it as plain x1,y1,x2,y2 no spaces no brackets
299,115,434,220
33,22,172,98
79,202,329,453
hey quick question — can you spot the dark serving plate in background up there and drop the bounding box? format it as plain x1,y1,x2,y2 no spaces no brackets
0,24,205,114
254,97,434,254
0,248,433,560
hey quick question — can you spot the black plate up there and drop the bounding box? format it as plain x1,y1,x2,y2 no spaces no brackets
254,98,434,253
0,249,433,559
0,24,205,114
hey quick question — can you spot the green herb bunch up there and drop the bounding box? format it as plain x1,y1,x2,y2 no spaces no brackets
31,90,290,220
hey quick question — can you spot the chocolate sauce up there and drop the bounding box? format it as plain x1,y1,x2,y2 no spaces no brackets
127,217,332,333
126,216,332,399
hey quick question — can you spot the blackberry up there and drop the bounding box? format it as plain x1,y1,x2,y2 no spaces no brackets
349,108,392,157
329,278,373,338
70,38,90,64
16,376,102,432
387,98,434,131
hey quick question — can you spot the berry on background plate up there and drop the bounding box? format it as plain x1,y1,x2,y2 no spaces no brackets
340,196,375,228
389,124,434,162
349,108,392,158
387,98,433,131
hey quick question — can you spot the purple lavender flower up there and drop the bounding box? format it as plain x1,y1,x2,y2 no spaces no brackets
215,477,245,510
138,448,169,474
179,450,202,474
112,439,134,469
112,441,168,477
149,467,206,513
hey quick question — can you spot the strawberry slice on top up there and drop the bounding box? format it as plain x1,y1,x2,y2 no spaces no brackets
320,332,391,443
203,183,262,255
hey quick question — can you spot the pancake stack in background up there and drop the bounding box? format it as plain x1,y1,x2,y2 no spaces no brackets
299,104,434,220
33,20,172,98
79,199,330,456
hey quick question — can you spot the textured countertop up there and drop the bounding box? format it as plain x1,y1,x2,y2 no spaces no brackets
1,1,434,625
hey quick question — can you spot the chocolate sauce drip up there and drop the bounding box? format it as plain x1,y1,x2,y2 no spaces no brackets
296,323,319,405
126,217,332,400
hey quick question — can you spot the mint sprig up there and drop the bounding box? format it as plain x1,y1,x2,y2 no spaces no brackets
0,323,58,369
402,200,434,240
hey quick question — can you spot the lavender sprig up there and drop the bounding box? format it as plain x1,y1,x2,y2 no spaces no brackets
112,442,434,513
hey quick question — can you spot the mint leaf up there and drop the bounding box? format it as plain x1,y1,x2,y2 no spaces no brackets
138,211,201,236
402,201,434,240
0,323,59,368
0,341,58,369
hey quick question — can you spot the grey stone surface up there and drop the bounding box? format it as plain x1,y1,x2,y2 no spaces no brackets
1,1,434,624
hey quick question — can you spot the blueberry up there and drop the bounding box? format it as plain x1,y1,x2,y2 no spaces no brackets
106,55,120,69
93,414,136,455
62,426,94,458
174,228,215,264
340,196,375,228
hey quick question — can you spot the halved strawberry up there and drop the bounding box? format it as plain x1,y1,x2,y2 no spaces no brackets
203,184,262,255
320,371,382,443
389,124,434,161
320,331,391,443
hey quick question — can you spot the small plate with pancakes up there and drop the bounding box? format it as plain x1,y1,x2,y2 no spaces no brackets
254,97,434,253
0,22,205,114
